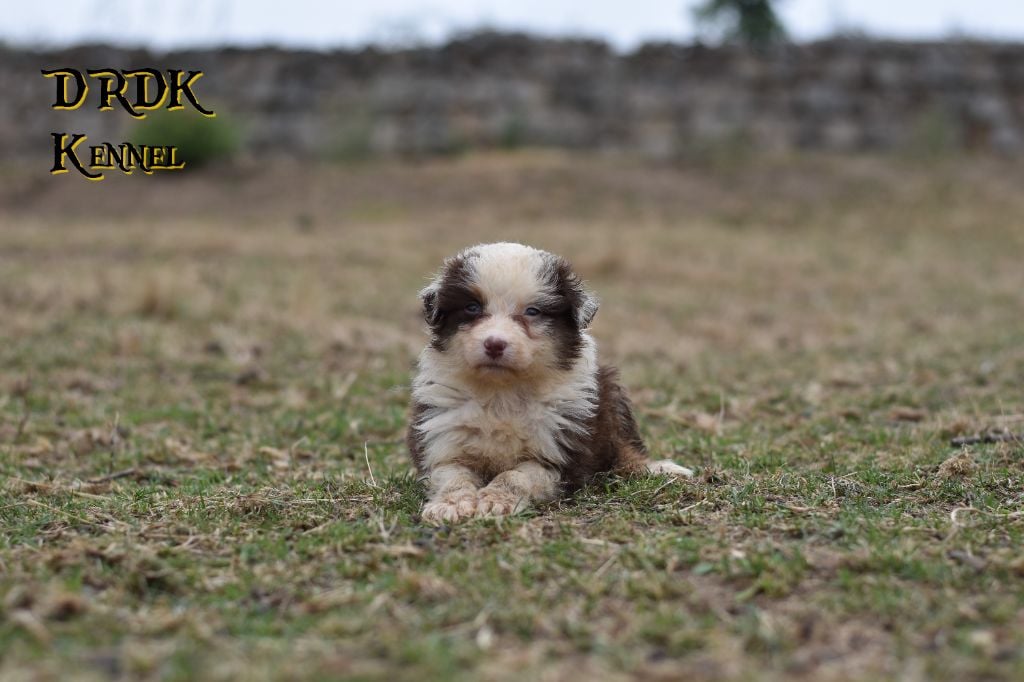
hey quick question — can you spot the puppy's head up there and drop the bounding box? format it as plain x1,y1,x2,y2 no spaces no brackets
420,243,598,381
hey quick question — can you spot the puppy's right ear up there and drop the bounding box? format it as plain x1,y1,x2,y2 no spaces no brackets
420,285,441,327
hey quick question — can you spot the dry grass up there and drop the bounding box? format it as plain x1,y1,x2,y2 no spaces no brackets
2,151,1023,680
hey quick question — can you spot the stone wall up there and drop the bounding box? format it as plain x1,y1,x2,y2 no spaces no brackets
5,33,1024,162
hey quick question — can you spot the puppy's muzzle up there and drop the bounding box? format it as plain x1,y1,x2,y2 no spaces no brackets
483,336,508,360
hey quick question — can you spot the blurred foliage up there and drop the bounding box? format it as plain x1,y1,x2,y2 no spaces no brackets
693,0,788,46
499,114,529,150
905,108,960,159
678,129,755,174
328,111,375,162
133,109,241,168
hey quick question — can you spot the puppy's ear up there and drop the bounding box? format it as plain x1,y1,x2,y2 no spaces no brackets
576,290,599,329
420,285,441,327
548,257,599,330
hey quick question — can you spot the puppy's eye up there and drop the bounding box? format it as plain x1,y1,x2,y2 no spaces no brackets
524,307,541,317
465,302,482,315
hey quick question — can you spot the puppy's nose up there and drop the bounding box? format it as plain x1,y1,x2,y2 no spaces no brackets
483,336,507,359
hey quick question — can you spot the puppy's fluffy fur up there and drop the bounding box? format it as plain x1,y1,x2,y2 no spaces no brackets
407,243,691,523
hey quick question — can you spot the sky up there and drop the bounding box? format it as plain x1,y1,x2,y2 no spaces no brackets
8,0,1024,50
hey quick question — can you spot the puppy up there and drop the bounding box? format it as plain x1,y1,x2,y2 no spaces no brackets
407,243,691,523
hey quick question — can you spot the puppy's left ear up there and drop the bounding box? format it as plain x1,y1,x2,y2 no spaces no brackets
577,289,599,329
551,258,600,330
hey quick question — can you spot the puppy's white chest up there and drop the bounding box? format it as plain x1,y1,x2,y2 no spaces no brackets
455,398,546,469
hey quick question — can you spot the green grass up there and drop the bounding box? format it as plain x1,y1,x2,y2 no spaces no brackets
2,152,1023,680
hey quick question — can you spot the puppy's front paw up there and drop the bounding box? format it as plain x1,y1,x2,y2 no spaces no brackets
421,492,478,524
475,488,528,518
646,460,694,477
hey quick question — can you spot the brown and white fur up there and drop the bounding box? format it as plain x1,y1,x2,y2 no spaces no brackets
407,243,691,523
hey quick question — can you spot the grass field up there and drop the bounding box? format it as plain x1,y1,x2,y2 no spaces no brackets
2,152,1023,680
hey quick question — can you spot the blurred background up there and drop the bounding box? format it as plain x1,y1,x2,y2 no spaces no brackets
4,0,1024,166
3,0,1023,350
3,0,1024,397
3,0,1024,401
